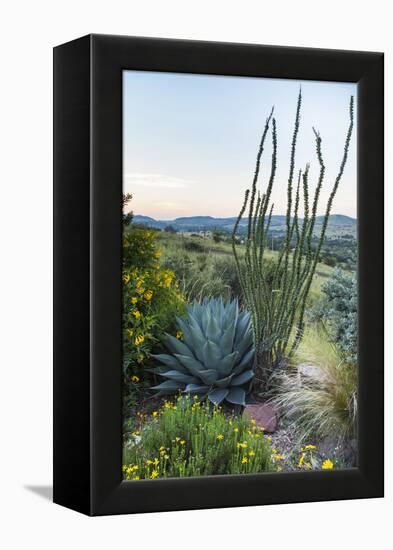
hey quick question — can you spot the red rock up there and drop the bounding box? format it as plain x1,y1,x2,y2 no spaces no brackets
243,403,278,433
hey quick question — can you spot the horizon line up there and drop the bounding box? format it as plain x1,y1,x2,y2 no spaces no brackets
130,212,357,222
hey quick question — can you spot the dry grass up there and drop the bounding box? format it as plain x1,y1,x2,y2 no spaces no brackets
272,326,357,442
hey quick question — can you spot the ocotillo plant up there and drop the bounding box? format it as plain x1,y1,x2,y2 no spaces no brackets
232,89,354,392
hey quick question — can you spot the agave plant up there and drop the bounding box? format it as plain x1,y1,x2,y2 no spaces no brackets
151,297,255,406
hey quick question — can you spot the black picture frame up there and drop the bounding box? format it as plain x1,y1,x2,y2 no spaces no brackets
53,34,384,516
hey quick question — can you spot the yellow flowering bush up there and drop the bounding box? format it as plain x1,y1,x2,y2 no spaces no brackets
122,226,185,410
123,394,275,479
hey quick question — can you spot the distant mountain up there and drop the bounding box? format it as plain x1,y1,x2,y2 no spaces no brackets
133,213,356,235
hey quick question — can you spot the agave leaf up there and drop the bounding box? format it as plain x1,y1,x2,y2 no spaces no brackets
226,387,246,405
160,370,199,384
232,348,255,375
151,353,189,374
234,313,251,345
220,320,236,354
214,351,239,377
207,388,229,405
151,380,184,392
231,369,254,386
164,334,195,358
198,369,219,385
175,317,193,341
174,354,206,377
202,339,222,365
206,314,221,344
237,330,253,356
188,331,208,363
215,374,234,388
185,383,209,393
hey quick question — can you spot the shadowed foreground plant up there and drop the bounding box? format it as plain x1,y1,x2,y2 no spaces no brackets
151,297,255,407
232,90,354,391
123,394,275,479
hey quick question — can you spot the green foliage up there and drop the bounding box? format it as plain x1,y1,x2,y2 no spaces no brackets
122,193,133,225
123,225,160,270
152,297,255,407
122,224,186,413
123,394,275,479
232,90,354,390
309,268,357,361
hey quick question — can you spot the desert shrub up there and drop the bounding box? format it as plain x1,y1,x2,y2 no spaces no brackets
152,297,255,408
123,394,275,479
122,226,186,412
183,240,205,253
123,225,160,270
272,330,357,441
309,268,357,361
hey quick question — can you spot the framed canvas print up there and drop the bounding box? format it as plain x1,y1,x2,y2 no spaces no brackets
53,34,384,516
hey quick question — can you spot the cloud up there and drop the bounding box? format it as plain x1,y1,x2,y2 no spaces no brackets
124,173,193,189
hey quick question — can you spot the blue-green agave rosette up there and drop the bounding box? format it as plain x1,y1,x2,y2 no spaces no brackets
151,297,255,406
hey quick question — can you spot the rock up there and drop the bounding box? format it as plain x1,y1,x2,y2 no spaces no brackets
243,403,278,432
297,363,326,382
318,435,358,467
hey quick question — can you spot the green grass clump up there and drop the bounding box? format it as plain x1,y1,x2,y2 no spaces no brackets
123,395,275,479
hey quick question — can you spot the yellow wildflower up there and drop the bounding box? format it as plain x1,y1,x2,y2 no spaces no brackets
154,250,161,258
133,310,141,319
176,331,183,340
146,459,153,465
135,335,144,346
241,457,248,464
152,411,158,417
305,445,316,450
131,375,140,383
143,290,153,301
217,434,224,441
131,297,138,304
150,470,159,479
248,450,255,457
123,273,130,284
127,329,134,337
237,442,247,449
133,475,140,480
251,419,256,425
234,428,239,433
298,452,305,468
180,440,186,446
322,459,334,470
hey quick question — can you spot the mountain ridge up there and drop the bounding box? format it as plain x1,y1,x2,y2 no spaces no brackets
132,213,356,233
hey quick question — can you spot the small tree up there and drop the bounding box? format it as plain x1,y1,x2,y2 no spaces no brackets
122,193,133,225
212,228,224,242
164,225,177,233
232,90,354,391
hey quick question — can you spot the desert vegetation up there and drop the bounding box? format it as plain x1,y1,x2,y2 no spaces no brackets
122,90,357,479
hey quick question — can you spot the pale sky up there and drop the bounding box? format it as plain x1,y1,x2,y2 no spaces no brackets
123,71,357,220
